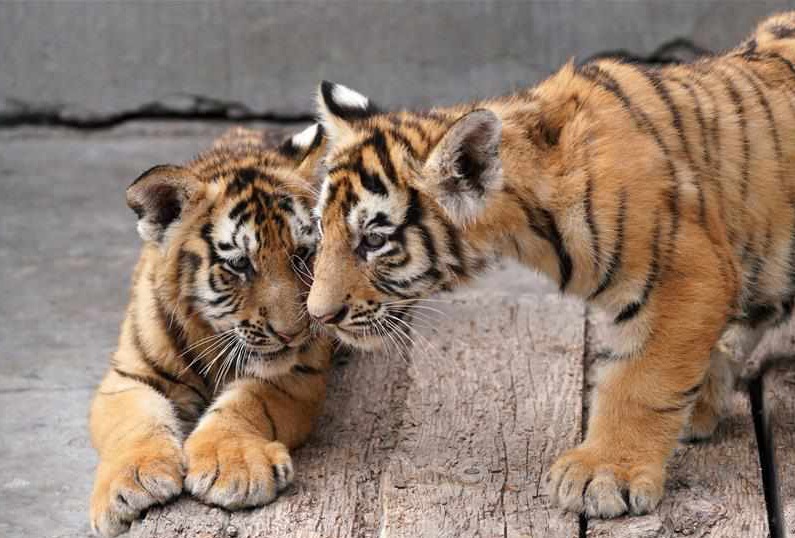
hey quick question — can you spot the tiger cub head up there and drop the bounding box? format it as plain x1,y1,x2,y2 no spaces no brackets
308,81,504,351
127,124,325,375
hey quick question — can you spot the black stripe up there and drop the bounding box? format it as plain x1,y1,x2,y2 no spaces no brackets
292,364,324,375
113,368,167,395
669,76,711,165
441,218,467,278
357,161,388,196
200,223,222,265
503,185,572,289
636,67,696,166
371,129,399,183
577,63,681,262
152,292,209,391
691,71,733,236
341,186,360,219
713,67,751,198
504,185,551,242
636,67,707,226
130,320,187,395
589,189,627,299
228,200,249,221
728,61,783,166
583,167,601,274
541,210,573,292
673,75,716,224
614,216,662,324
372,279,414,299
690,74,722,166
393,117,431,153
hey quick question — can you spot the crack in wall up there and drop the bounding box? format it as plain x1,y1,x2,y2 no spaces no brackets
0,94,312,129
0,39,709,130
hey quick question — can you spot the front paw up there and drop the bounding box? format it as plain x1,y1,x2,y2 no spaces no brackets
184,430,293,510
90,435,183,537
547,446,665,518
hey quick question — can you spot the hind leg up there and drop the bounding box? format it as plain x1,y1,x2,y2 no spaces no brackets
682,325,763,441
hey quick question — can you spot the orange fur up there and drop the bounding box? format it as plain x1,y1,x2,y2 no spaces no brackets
309,13,795,517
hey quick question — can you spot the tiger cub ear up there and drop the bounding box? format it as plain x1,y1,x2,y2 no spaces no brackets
422,109,503,225
278,123,326,175
126,165,204,244
316,80,379,142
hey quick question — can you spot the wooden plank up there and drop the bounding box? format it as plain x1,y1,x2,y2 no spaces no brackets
130,269,584,537
585,308,768,538
378,290,584,537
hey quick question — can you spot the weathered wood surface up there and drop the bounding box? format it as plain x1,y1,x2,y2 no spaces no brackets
131,271,585,537
378,292,584,537
584,308,768,538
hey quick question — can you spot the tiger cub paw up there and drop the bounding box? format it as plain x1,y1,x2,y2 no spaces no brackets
90,435,184,537
547,446,665,518
184,430,293,510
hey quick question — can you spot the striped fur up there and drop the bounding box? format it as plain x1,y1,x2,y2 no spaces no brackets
308,13,795,518
89,126,331,537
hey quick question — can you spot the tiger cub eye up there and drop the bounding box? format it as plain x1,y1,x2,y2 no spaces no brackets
362,233,386,250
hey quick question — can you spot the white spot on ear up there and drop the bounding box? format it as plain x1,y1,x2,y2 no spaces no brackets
291,124,319,150
332,83,369,110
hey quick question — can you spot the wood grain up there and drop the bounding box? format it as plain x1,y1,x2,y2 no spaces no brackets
584,308,768,538
378,292,584,538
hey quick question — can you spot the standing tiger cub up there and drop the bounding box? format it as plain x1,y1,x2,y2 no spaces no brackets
307,13,795,518
89,125,330,536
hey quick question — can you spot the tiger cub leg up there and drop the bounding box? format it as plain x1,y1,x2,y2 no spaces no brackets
549,245,732,517
184,375,326,509
89,371,184,537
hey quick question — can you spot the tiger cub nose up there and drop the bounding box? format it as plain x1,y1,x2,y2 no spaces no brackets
314,305,349,325
275,330,296,343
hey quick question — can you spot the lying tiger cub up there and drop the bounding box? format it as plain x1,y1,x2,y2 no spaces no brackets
89,125,329,536
306,13,795,518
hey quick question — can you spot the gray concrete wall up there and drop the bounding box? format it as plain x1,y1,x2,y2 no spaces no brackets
2,0,795,122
